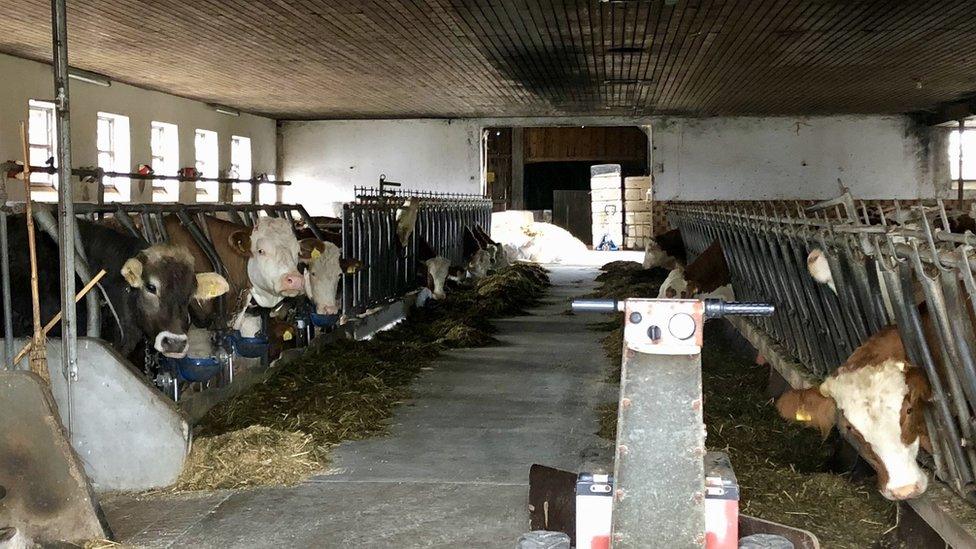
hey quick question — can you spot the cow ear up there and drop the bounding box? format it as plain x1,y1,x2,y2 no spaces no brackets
228,230,251,257
299,238,326,263
339,258,363,273
775,387,836,439
121,257,144,287
194,272,230,300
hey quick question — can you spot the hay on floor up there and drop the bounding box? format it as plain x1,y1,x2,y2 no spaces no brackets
175,426,322,491
178,263,551,491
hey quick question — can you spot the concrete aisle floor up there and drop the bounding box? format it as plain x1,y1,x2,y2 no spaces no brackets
101,264,618,548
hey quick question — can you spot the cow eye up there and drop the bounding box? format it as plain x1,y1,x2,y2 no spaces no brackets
257,249,266,255
145,283,157,294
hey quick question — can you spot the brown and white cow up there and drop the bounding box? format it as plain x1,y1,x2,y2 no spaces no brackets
777,325,931,500
658,240,731,299
299,239,362,315
166,215,304,336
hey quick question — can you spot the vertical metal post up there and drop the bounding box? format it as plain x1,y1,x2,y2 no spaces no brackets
959,119,965,211
52,0,78,437
612,299,705,547
0,211,12,368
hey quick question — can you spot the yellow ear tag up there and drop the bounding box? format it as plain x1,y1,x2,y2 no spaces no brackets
311,248,322,260
282,329,293,341
795,408,812,422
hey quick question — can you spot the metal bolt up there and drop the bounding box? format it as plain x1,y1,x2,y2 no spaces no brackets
692,491,705,504
615,489,626,502
691,398,701,411
629,311,642,324
647,324,662,341
621,397,632,409
695,533,706,545
618,444,629,456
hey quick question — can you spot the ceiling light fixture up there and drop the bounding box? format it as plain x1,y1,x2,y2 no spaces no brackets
68,68,110,87
212,105,240,117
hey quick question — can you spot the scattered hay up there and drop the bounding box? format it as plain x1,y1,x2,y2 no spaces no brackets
183,263,551,491
81,540,122,549
589,262,669,300
174,426,322,491
594,320,895,548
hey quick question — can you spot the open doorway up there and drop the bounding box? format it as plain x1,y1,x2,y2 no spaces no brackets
484,125,649,248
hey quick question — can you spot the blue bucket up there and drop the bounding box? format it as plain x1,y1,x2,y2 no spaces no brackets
310,313,340,328
160,356,222,383
223,330,269,358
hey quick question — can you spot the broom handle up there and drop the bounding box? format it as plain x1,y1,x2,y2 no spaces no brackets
13,269,107,365
19,121,49,383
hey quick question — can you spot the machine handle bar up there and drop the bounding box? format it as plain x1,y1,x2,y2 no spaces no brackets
570,298,775,318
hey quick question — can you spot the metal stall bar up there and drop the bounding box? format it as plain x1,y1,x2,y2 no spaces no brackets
52,0,78,441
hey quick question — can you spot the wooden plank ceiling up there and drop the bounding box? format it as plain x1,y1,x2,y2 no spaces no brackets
1,1,975,119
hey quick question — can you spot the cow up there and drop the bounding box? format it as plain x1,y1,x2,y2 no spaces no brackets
471,224,508,270
463,226,492,279
165,215,304,337
299,238,362,315
415,237,452,303
2,215,228,360
776,326,931,500
657,240,731,299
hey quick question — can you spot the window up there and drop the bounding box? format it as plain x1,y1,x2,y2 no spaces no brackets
949,127,976,190
259,174,278,205
194,129,219,202
97,113,130,202
230,135,252,202
28,100,57,200
150,122,179,202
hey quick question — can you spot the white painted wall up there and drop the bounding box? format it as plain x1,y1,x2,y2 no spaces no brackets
280,119,482,216
651,116,942,201
0,53,276,203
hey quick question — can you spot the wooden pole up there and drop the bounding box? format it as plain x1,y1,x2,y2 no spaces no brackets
13,269,106,365
19,121,49,384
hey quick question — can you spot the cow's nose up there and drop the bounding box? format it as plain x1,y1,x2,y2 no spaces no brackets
155,331,189,358
886,481,926,500
280,272,304,293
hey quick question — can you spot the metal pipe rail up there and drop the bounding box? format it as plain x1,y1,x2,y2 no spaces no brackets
667,197,976,502
354,185,485,202
341,195,492,316
4,163,291,187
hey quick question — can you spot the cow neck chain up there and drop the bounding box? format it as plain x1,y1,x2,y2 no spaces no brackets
143,341,157,376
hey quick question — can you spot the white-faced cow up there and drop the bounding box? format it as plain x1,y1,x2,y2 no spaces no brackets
165,215,304,337
3,216,228,360
777,326,931,500
299,239,363,315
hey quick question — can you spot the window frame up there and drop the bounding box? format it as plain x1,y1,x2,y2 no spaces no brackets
230,135,252,203
96,112,131,203
150,121,180,202
27,99,58,199
194,129,219,202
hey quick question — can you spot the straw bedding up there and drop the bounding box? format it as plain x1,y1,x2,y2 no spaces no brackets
173,263,550,491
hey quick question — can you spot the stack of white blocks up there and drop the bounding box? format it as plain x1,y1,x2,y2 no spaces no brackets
590,165,623,248
623,176,653,249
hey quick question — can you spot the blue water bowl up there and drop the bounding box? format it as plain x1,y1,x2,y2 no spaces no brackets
160,355,222,383
310,313,340,328
223,330,269,358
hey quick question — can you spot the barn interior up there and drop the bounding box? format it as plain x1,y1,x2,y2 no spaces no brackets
2,1,976,548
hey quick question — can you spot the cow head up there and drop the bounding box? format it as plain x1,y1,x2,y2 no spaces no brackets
229,217,304,307
396,198,420,247
424,256,451,300
299,239,362,314
776,359,931,500
658,266,694,298
121,244,229,358
467,249,491,279
807,249,836,293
